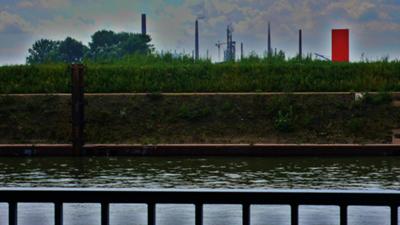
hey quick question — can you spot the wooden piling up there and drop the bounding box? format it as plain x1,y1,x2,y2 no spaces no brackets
71,64,85,156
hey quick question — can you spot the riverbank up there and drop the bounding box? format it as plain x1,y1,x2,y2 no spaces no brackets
0,93,398,145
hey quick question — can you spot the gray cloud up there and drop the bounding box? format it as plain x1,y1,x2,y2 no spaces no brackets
1,0,400,64
0,10,32,33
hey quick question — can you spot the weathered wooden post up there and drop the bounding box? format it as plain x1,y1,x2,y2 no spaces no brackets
71,64,85,156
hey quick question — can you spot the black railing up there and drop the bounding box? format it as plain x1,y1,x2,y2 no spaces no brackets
0,189,399,225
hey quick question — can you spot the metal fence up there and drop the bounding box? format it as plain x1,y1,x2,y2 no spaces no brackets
0,189,399,225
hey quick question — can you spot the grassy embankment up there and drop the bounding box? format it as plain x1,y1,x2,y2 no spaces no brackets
1,56,399,144
0,55,400,93
0,94,398,144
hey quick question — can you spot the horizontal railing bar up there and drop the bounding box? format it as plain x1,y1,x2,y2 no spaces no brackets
0,190,400,206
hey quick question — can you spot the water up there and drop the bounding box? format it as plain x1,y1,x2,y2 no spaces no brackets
0,156,399,225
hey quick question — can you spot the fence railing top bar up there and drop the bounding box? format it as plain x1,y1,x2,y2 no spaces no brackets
1,187,400,194
0,189,400,206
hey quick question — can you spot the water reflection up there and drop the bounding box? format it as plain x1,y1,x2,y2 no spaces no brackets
0,157,399,189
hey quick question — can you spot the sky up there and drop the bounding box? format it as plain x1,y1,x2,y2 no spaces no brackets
1,0,400,65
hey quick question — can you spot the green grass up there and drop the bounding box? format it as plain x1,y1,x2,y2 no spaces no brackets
1,54,400,93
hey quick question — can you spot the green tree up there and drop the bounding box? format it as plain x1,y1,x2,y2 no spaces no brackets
89,30,119,49
87,31,153,61
120,34,152,55
59,37,87,63
26,39,60,64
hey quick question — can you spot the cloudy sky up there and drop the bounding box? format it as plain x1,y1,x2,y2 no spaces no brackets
1,0,400,64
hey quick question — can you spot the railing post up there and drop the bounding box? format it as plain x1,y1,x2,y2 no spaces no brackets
242,203,250,225
55,202,63,225
195,203,203,225
148,203,156,225
391,205,398,225
9,202,17,225
101,202,110,225
71,64,85,156
340,205,347,225
291,204,298,225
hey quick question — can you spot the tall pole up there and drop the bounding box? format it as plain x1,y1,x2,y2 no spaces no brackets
241,42,244,60
225,26,230,61
268,22,272,56
299,29,302,59
141,14,147,35
195,20,199,60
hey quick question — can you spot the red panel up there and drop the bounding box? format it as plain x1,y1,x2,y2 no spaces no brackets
332,29,349,62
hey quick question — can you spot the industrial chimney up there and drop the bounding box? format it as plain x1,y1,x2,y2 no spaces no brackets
267,22,272,56
299,29,302,59
141,14,147,35
241,42,244,60
195,20,199,60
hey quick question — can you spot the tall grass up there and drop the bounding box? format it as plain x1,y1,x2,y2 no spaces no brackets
1,54,400,93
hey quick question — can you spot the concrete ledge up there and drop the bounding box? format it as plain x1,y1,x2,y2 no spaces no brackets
0,144,400,157
1,92,399,97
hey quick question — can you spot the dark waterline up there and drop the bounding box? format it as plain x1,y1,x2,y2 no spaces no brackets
0,156,399,225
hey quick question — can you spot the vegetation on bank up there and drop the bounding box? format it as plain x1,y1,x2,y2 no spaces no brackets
0,94,398,144
1,54,400,93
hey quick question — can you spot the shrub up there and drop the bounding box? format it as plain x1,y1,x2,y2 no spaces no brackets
274,106,295,132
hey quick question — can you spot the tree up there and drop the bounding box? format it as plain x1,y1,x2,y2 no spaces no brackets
120,34,152,55
26,39,60,64
59,37,87,63
26,29,153,64
87,31,153,61
84,44,123,63
89,30,119,49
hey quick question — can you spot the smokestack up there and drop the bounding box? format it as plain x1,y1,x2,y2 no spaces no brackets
268,22,272,56
241,42,244,60
141,14,147,35
195,20,199,60
299,29,302,59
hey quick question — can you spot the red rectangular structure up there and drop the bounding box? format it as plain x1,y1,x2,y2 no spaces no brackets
332,29,349,62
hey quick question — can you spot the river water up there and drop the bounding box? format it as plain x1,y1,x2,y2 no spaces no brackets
0,156,399,225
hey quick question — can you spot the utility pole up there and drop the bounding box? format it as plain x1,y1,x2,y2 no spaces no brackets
299,29,302,59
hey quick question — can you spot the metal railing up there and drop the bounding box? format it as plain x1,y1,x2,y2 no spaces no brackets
0,189,399,225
